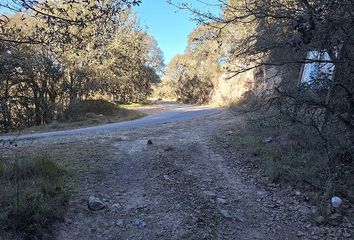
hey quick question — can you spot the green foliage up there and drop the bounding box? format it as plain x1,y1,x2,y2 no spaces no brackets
0,155,69,239
0,3,164,133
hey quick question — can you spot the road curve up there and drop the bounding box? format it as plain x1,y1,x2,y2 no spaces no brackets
1,103,222,142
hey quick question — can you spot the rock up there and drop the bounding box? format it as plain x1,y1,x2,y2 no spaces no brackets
219,209,233,219
316,216,325,224
297,231,305,237
263,137,273,144
116,219,124,227
203,191,216,198
136,203,149,210
219,209,244,222
111,203,120,209
216,197,227,205
147,139,153,145
163,174,172,181
295,190,301,196
88,196,105,211
298,206,312,216
134,218,146,228
331,196,342,208
256,191,266,197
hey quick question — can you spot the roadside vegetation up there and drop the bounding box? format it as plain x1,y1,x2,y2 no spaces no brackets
0,0,164,134
8,99,145,135
213,108,354,227
0,151,69,239
226,109,352,200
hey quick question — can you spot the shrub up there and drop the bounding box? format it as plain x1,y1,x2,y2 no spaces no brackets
0,155,69,239
63,99,119,121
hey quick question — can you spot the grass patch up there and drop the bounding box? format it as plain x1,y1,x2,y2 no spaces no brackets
117,100,153,109
0,154,69,239
220,110,354,207
233,116,331,187
237,134,285,182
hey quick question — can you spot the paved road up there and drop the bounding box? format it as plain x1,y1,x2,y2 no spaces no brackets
1,103,222,141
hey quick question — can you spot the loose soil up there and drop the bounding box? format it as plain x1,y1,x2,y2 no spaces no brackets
4,110,353,239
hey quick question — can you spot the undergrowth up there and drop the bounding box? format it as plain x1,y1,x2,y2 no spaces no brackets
0,154,69,239
226,111,354,206
236,121,329,187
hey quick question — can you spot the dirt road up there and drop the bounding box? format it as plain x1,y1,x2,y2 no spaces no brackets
1,102,221,142
10,103,347,239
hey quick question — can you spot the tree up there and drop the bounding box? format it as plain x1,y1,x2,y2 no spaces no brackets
0,0,142,44
162,24,221,103
171,0,354,172
0,1,165,132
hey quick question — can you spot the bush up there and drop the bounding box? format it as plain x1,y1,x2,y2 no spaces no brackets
0,155,69,239
63,99,119,121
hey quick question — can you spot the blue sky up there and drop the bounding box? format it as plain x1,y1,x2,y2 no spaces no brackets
135,0,220,65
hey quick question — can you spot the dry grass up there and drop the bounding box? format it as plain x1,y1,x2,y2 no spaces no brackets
221,110,354,206
237,120,329,186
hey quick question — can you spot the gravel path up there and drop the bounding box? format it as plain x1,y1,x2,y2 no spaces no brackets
43,110,332,240
0,102,221,142
7,104,350,239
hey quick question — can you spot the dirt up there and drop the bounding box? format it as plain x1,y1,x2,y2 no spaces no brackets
8,110,353,239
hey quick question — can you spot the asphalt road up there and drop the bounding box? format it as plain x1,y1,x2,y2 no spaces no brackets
1,103,222,142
